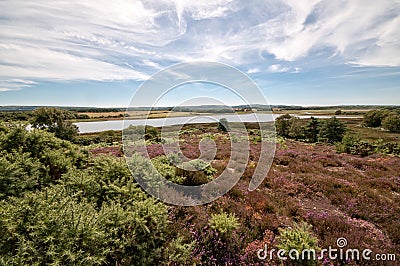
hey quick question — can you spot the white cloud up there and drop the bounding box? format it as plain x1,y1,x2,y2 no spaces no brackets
261,0,400,65
0,43,149,81
267,64,300,73
247,68,260,74
0,0,399,91
0,79,37,91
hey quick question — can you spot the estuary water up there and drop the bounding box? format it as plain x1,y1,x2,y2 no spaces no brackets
75,113,358,133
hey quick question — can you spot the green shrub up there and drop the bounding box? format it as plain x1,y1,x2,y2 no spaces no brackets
0,152,42,199
304,117,320,143
0,126,87,198
209,212,240,237
177,159,216,186
363,109,394,128
275,114,293,137
218,118,230,132
382,114,400,133
336,134,400,156
277,222,319,265
336,133,361,154
151,155,186,184
318,117,346,143
0,185,172,265
30,107,78,140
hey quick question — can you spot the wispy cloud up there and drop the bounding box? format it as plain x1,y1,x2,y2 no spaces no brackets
267,64,301,73
247,68,260,74
0,0,399,92
0,79,37,91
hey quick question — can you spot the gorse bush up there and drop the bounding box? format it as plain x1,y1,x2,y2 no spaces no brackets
31,107,79,140
277,222,319,265
209,212,240,236
0,184,175,265
0,125,87,199
336,133,400,156
177,159,217,186
363,109,393,127
382,114,400,133
0,125,193,265
363,109,400,132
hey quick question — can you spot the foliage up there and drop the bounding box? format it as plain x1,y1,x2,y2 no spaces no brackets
176,159,217,186
145,126,163,143
275,115,305,140
288,116,304,140
0,151,43,199
218,118,230,132
0,150,194,265
382,114,400,133
30,107,78,140
275,114,293,137
318,117,346,143
151,155,185,184
276,222,319,265
0,126,87,199
336,133,400,156
208,212,240,237
304,117,320,143
123,125,163,144
0,185,172,265
363,109,395,128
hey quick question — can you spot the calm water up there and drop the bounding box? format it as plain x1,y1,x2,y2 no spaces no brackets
75,113,358,133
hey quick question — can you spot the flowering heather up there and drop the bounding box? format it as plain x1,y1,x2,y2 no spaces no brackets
89,146,122,157
94,125,400,264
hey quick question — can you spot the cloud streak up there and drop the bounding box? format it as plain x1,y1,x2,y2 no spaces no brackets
0,0,399,91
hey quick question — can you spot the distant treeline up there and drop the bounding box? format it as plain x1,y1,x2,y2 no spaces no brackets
1,105,399,113
0,110,90,122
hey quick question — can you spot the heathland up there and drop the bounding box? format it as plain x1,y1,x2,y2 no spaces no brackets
0,106,399,265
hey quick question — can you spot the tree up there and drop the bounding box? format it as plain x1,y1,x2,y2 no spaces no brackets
318,117,346,143
304,117,320,143
382,115,400,133
275,114,293,137
288,116,304,140
31,107,78,140
218,118,230,132
363,109,393,128
275,114,304,139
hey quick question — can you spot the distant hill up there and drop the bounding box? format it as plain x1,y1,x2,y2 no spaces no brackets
0,104,398,113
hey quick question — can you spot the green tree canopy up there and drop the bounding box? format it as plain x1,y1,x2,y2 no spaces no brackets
382,114,400,133
31,107,78,140
304,117,320,143
318,117,346,143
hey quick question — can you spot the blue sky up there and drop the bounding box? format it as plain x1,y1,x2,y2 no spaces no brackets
0,0,399,107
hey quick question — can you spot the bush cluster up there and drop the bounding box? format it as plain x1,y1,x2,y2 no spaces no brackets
0,124,193,265
275,115,346,143
336,133,400,156
363,109,400,132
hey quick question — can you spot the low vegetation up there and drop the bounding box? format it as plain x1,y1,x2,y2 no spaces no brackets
1,107,399,265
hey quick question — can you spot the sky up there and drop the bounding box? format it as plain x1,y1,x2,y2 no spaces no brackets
0,0,399,107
